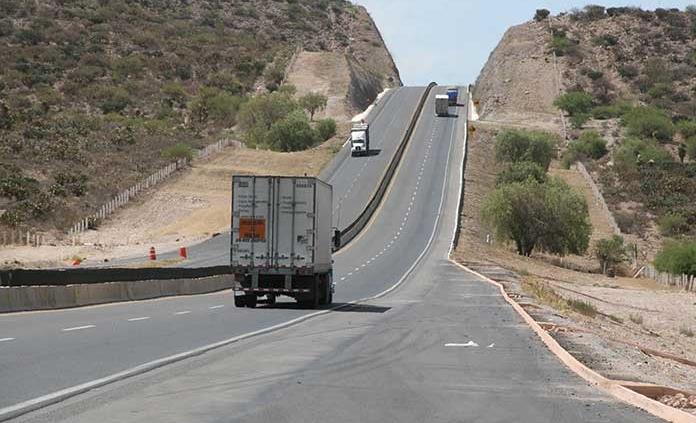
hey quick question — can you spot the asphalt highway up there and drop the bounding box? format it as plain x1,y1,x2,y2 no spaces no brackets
0,86,430,410
7,87,659,422
98,86,425,269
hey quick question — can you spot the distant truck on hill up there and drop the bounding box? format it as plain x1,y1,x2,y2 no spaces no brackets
350,122,370,156
447,87,459,106
435,95,450,117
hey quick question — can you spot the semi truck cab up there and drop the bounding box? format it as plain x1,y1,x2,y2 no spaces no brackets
350,122,370,157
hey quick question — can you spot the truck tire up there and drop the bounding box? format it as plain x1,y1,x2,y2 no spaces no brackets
266,294,276,306
246,295,257,308
234,295,246,308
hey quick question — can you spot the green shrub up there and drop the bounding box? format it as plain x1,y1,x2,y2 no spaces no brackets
614,137,673,175
161,82,188,107
162,143,194,161
96,86,131,114
621,106,675,142
534,9,550,21
658,212,690,236
237,91,298,133
112,54,146,80
594,235,628,275
554,91,594,116
189,87,243,126
496,161,547,186
266,110,319,152
687,136,696,160
315,118,336,141
482,177,591,257
562,130,608,167
50,171,88,197
495,129,557,170
570,113,590,129
647,83,674,99
592,34,618,46
618,64,639,79
677,120,696,139
654,239,696,277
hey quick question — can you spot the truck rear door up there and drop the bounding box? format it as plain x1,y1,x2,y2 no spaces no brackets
275,178,316,269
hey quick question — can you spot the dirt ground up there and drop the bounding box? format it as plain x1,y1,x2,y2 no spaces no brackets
457,19,696,412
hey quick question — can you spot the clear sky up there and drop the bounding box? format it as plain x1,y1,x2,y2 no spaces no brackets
355,1,696,86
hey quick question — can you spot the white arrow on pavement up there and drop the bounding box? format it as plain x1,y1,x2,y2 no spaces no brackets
444,341,479,347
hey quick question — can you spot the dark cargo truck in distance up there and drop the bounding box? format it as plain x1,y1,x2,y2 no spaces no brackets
230,176,335,308
446,87,458,106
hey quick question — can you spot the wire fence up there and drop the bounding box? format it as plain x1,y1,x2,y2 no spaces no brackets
0,138,237,248
643,265,696,292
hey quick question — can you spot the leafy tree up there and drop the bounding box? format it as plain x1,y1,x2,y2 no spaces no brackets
237,91,297,132
654,239,696,277
554,91,593,116
495,129,557,170
482,178,591,257
190,87,242,126
277,84,297,96
496,161,547,186
570,113,590,129
621,106,675,142
266,110,319,152
299,92,328,121
315,118,336,141
594,235,628,276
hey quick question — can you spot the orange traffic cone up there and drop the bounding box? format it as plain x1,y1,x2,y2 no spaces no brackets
149,246,156,261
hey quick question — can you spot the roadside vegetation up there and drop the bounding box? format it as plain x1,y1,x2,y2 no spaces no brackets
548,5,696,276
483,129,591,257
0,0,353,231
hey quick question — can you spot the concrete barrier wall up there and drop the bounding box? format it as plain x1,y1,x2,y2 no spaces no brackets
0,276,233,313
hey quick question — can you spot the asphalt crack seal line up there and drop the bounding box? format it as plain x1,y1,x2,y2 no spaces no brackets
0,93,457,423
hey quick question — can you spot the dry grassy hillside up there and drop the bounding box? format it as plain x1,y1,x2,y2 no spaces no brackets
0,0,399,237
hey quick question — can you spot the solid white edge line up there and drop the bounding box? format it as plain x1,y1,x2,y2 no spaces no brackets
61,325,95,332
0,87,463,423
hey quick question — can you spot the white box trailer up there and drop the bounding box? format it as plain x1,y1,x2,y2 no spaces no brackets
435,94,449,117
350,122,370,156
230,175,335,308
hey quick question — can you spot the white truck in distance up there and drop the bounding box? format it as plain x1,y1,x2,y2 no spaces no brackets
230,176,336,308
435,94,449,117
350,122,370,156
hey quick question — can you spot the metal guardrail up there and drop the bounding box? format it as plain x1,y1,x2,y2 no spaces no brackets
1,84,436,287
336,82,437,249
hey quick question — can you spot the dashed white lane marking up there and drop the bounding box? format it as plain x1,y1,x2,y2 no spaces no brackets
347,272,353,276
340,277,346,281
209,305,225,310
445,341,479,347
174,311,191,315
354,267,360,271
62,325,95,332
0,337,15,342
487,343,495,348
128,317,151,322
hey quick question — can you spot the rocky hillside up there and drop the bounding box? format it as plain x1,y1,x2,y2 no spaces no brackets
0,0,400,236
545,6,696,260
